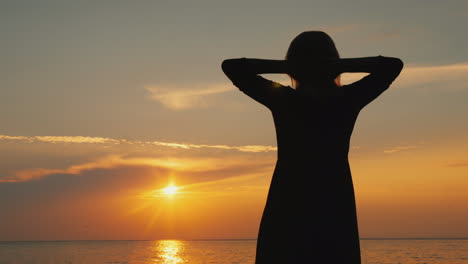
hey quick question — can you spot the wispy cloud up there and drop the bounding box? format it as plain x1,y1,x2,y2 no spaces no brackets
396,62,468,89
383,145,418,154
2,154,274,183
146,62,468,111
341,62,468,90
147,141,277,153
145,83,233,110
0,134,277,153
35,136,120,144
0,135,29,140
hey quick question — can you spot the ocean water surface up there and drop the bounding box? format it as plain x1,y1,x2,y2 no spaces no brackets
0,239,467,264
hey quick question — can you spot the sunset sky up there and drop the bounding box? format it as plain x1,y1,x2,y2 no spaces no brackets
1,0,468,241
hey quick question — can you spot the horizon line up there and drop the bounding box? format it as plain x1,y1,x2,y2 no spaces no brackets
1,237,468,242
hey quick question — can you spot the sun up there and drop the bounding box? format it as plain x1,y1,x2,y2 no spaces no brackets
162,185,179,196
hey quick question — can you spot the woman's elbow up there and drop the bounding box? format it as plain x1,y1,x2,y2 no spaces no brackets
379,57,404,78
221,59,241,76
383,57,404,71
392,57,404,71
390,58,404,78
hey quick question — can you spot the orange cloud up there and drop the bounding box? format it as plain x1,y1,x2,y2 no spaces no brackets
0,153,274,241
383,145,418,154
3,154,275,183
395,62,468,89
145,83,233,110
0,134,276,153
342,62,468,89
0,135,29,140
35,136,119,144
145,61,468,112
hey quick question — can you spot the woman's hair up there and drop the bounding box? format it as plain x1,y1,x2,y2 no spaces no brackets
285,31,341,88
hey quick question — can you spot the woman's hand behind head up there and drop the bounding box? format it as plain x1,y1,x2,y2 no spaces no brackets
287,58,340,84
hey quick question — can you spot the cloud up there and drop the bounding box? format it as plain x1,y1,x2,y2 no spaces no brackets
146,62,468,111
145,83,233,110
35,136,119,144
0,134,277,153
395,63,468,89
0,135,29,140
341,62,468,90
1,154,274,183
0,153,275,240
147,142,277,153
383,145,418,154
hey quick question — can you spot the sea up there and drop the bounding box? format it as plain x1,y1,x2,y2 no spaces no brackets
0,239,467,264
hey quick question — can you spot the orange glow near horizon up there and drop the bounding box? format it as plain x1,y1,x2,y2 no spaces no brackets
1,137,468,240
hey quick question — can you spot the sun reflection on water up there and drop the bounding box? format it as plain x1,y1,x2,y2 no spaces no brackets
155,240,185,264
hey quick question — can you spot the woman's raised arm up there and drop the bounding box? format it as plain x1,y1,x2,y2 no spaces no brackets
221,58,289,78
221,58,291,109
332,56,404,109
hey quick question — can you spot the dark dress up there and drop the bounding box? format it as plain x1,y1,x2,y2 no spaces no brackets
222,56,403,264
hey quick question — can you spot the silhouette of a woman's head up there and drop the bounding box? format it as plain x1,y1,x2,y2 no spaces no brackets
286,31,341,89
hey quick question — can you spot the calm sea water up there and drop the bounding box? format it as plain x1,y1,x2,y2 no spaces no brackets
0,239,467,264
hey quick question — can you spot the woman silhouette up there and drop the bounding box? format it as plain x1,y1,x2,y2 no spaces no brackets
221,31,403,263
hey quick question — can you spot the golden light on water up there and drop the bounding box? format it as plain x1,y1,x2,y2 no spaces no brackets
163,185,179,196
156,240,184,264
